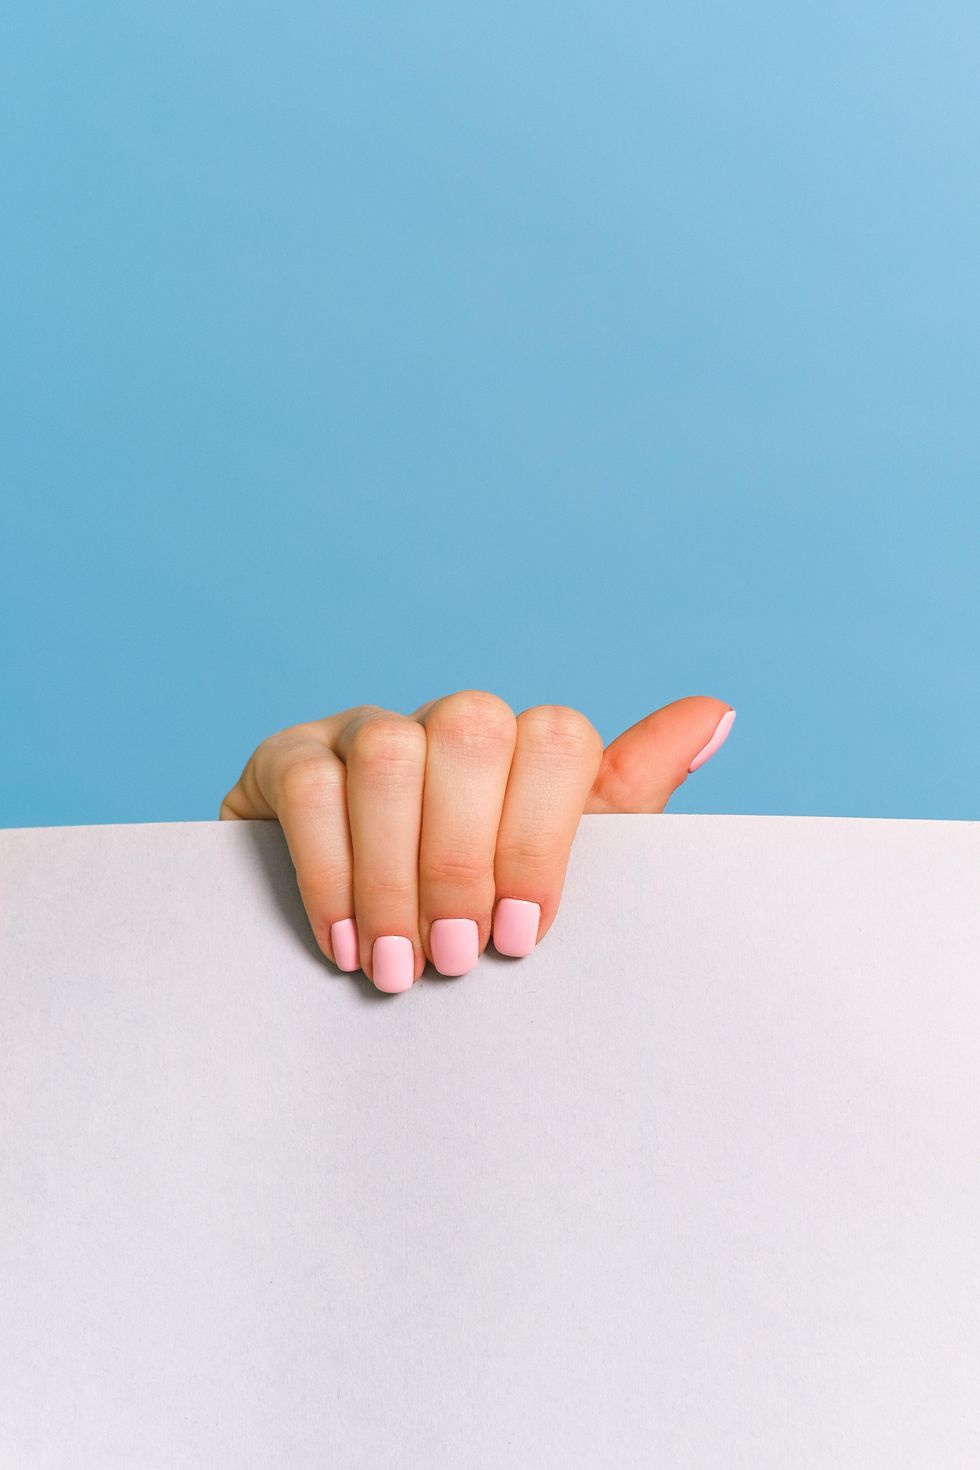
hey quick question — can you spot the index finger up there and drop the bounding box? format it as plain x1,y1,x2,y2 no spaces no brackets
491,704,604,957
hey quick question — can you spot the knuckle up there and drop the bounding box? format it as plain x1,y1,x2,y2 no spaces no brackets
277,754,343,810
501,835,558,870
357,874,416,908
519,704,602,760
349,716,426,770
427,690,516,756
424,848,492,889
257,724,313,759
300,860,352,899
341,702,386,722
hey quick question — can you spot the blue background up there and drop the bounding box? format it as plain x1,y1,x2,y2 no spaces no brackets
2,2,978,827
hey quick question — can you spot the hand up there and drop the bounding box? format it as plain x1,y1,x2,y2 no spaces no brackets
218,692,735,992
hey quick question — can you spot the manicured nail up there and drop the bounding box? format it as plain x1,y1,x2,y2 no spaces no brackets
330,917,360,972
492,898,541,958
372,935,415,993
430,918,480,977
688,708,736,774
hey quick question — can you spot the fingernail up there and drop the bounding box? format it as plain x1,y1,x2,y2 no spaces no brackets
330,917,360,972
372,935,415,993
492,898,541,958
430,918,480,977
688,708,736,774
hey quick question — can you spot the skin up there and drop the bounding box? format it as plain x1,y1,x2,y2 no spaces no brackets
218,691,733,987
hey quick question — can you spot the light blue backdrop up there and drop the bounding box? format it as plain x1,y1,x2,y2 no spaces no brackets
2,2,977,827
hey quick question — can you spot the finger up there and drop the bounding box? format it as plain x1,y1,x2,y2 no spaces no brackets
491,705,604,957
585,697,736,814
416,690,517,976
335,710,428,994
217,704,380,821
221,729,359,972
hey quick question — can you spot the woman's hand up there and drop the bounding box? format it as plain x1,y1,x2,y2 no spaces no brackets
218,693,735,992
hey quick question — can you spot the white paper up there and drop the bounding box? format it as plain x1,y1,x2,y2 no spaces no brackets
2,814,979,1468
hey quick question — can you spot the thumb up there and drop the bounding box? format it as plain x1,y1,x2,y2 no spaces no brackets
585,697,736,814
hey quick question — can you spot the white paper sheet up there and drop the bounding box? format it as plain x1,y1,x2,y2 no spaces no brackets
2,814,979,1468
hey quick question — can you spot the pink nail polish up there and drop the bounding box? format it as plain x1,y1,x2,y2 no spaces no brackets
430,918,480,977
688,708,736,774
492,898,541,958
372,935,415,993
330,917,360,972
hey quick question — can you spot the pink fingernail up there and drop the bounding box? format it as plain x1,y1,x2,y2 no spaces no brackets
688,708,736,773
430,918,480,976
492,898,541,958
372,935,415,993
330,917,360,972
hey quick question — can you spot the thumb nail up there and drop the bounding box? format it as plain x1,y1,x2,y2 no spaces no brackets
688,708,736,773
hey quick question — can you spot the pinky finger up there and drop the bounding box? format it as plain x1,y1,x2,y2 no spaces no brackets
275,749,359,971
223,738,359,973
